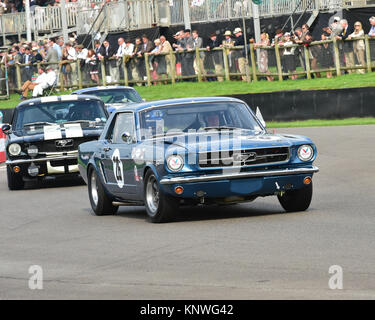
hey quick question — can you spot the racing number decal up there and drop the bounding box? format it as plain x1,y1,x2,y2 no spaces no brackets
111,148,124,188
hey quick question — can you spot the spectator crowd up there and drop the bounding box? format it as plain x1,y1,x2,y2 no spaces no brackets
253,16,375,80
1,14,375,98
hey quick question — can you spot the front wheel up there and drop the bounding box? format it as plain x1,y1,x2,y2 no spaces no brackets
7,166,24,190
88,167,118,216
144,170,178,223
277,182,313,212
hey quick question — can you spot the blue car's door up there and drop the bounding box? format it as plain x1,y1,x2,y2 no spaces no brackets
100,112,137,198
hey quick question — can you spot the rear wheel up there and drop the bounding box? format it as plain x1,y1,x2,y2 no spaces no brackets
278,182,313,212
7,166,24,190
144,170,177,223
88,167,118,216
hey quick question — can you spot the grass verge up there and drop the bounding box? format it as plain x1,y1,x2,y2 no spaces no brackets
136,72,375,100
1,72,375,109
268,118,375,128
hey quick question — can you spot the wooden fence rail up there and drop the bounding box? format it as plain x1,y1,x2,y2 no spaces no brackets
2,37,374,94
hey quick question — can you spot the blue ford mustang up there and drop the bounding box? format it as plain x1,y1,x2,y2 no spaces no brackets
78,97,319,223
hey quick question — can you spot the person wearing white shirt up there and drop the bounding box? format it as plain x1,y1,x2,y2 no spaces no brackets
76,45,88,60
66,42,78,85
32,66,56,97
116,38,127,58
123,39,135,81
45,67,57,86
111,37,126,82
20,67,48,99
67,44,77,61
76,44,89,83
369,16,375,37
124,40,134,56
368,16,375,61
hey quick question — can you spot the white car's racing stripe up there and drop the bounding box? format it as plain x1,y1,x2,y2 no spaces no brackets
43,125,63,140
64,123,83,138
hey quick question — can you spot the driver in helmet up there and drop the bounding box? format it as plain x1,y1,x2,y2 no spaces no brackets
204,113,220,127
113,95,125,103
184,112,221,131
197,112,220,129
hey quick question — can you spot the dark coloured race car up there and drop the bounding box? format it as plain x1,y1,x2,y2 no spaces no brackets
1,95,108,190
72,86,143,113
78,97,319,223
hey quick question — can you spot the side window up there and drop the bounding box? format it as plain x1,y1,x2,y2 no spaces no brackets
112,113,136,144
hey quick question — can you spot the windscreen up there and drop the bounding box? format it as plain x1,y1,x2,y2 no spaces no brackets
86,88,142,104
139,102,264,139
14,100,107,130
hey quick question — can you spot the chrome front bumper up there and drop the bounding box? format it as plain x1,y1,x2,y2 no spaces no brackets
160,166,319,185
6,153,78,165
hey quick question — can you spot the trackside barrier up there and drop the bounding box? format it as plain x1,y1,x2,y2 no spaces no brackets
0,110,5,163
0,128,6,163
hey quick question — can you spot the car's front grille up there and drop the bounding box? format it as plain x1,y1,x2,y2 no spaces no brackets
31,137,94,153
198,147,290,168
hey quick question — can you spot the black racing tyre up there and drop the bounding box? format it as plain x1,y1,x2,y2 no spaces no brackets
88,167,118,216
277,182,313,212
7,166,24,190
144,170,178,223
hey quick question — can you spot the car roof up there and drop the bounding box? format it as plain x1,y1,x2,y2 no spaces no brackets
114,97,245,113
72,86,137,94
15,95,104,108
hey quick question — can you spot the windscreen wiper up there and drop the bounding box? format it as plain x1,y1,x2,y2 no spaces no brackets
24,121,55,127
64,120,105,125
64,120,93,124
201,126,241,131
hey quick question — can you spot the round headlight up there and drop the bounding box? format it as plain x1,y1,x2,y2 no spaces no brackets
8,143,22,156
297,145,314,161
167,155,184,172
27,145,39,157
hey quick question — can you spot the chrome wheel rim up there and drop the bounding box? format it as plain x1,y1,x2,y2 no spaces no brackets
90,173,99,207
146,175,159,215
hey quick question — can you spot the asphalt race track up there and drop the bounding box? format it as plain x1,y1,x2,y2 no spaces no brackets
0,125,374,299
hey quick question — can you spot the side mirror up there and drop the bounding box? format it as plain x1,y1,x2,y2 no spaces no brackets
1,123,12,134
122,131,134,144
